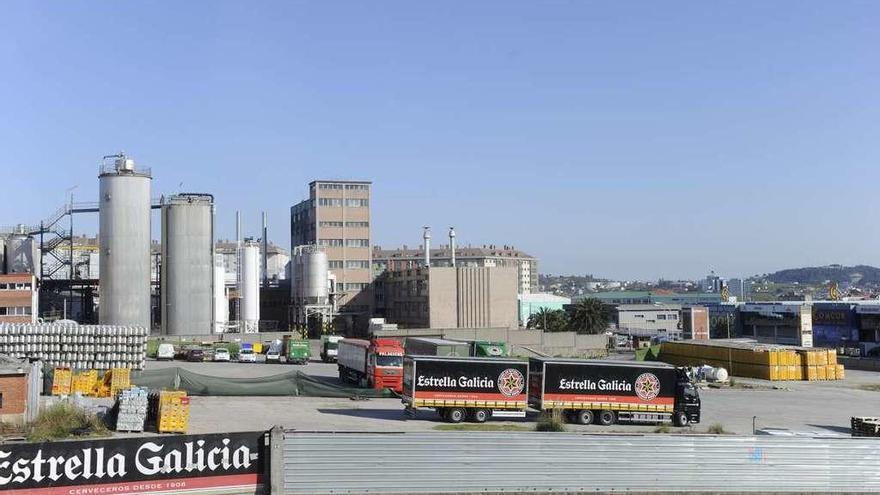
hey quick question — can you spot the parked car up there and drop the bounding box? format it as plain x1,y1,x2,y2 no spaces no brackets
238,348,257,363
265,346,281,364
213,348,230,362
157,343,175,361
186,349,205,362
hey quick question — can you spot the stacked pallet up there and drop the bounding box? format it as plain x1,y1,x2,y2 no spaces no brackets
71,369,98,395
0,323,147,369
660,340,845,382
150,390,190,434
851,417,880,437
115,387,149,432
95,368,132,398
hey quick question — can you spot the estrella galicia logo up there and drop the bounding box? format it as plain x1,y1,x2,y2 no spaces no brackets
497,368,525,397
634,372,660,401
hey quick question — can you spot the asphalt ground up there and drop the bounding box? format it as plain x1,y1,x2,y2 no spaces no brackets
141,358,880,436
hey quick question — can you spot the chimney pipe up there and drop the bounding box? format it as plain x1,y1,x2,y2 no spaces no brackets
235,211,242,324
423,226,431,268
449,226,456,267
262,211,268,288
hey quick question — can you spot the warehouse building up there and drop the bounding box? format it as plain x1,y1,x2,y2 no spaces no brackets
0,274,38,324
613,304,682,339
518,292,571,327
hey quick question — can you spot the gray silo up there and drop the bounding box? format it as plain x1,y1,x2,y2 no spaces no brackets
160,194,214,335
98,154,152,328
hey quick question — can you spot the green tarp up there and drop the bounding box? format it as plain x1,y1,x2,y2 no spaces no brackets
130,367,395,398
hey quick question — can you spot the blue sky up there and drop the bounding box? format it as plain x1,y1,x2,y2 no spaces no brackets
1,1,878,280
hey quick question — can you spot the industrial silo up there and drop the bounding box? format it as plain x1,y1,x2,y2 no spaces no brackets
213,254,227,333
160,194,214,335
303,247,329,303
241,240,260,333
0,236,6,274
98,154,152,328
5,231,40,275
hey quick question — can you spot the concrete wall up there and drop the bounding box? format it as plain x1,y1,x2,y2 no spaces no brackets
373,326,609,358
428,268,457,328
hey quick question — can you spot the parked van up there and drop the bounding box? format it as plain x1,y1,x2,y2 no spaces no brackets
157,343,175,361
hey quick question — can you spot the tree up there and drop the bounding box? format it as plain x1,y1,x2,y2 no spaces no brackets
568,298,610,334
527,308,569,333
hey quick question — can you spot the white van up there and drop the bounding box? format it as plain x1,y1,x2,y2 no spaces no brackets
157,343,175,361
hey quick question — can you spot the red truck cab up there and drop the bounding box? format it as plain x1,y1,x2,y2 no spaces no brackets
338,338,404,393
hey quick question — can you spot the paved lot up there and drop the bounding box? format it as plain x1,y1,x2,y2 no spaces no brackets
143,359,880,436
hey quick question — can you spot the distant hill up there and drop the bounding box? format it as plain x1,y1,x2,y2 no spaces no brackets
764,265,880,285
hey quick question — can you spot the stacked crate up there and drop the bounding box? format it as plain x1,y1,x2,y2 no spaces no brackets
51,367,73,395
115,387,149,432
0,323,148,370
150,390,190,434
71,369,98,396
851,417,880,437
94,368,132,398
660,340,846,382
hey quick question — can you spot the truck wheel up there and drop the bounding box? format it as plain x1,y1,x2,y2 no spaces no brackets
673,412,689,427
470,409,490,423
446,408,466,424
575,409,594,425
597,410,616,426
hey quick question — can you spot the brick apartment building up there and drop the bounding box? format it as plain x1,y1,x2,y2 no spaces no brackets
0,274,38,323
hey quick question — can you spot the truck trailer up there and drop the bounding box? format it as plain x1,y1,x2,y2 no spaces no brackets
404,337,470,357
283,336,311,364
529,358,701,427
403,355,529,423
338,338,404,392
320,335,342,363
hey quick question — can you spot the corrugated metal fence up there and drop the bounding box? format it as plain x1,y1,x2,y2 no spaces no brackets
282,431,880,494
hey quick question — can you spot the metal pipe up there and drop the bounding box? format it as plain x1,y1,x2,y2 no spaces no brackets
448,227,456,267
422,227,431,268
262,211,268,288
235,211,242,325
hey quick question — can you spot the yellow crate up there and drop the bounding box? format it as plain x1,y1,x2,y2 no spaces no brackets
836,364,845,380
827,350,837,366
825,364,837,380
71,370,97,396
803,366,817,381
816,365,827,380
52,368,73,396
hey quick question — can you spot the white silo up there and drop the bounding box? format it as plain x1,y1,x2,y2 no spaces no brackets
213,254,227,333
98,153,152,328
160,194,214,335
241,240,260,333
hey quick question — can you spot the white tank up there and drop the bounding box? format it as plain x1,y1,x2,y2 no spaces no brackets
160,194,214,335
710,367,729,383
5,234,40,274
297,246,329,302
0,236,5,274
241,241,260,332
98,155,152,328
213,254,227,333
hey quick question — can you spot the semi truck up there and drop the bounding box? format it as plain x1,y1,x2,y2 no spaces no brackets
402,355,529,423
404,337,470,357
338,338,405,392
320,335,343,363
529,358,701,427
283,336,311,364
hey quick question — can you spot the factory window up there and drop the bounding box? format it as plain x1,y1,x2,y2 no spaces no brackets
328,260,343,269
344,199,369,207
345,221,369,228
670,314,678,320
14,283,31,290
319,221,343,228
318,183,344,190
346,260,370,269
657,314,667,320
346,283,369,291
344,184,369,191
0,284,6,290
2,306,31,316
318,198,342,207
345,239,369,248
318,239,343,247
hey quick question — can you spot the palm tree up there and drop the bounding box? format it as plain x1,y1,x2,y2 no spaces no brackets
527,308,569,333
568,298,610,334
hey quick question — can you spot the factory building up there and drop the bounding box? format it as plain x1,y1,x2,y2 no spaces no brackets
579,291,722,306
0,274,38,324
374,245,538,295
383,266,518,330
290,180,372,332
739,302,814,347
613,304,682,340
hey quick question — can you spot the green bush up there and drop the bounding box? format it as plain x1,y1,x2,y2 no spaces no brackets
707,423,726,434
28,402,109,442
535,409,567,432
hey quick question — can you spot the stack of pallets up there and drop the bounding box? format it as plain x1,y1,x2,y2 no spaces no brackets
51,367,73,395
851,417,880,437
115,387,149,432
